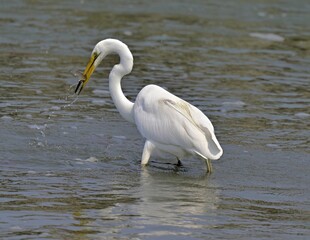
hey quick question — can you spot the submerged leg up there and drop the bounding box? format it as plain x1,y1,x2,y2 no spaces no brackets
194,150,213,173
206,158,213,173
141,140,155,166
176,157,183,167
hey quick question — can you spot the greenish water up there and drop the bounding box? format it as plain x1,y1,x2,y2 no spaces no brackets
1,0,309,239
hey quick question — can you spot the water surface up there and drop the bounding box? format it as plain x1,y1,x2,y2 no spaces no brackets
1,0,309,239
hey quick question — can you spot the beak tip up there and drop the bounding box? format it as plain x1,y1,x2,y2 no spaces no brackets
75,54,95,95
75,80,84,95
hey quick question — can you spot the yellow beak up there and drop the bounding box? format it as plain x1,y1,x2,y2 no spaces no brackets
75,53,98,94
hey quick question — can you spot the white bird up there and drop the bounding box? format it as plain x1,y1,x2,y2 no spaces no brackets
75,39,223,173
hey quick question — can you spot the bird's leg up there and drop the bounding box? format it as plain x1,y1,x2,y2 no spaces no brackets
141,140,155,166
176,157,183,167
206,158,213,173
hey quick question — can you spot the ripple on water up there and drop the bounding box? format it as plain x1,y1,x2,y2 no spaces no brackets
222,101,246,107
249,33,285,42
85,156,99,162
91,99,107,105
27,124,47,130
1,116,13,121
266,143,281,149
221,100,246,112
92,89,109,96
294,112,310,119
49,106,61,111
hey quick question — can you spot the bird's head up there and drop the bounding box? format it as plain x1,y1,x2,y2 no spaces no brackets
74,39,133,95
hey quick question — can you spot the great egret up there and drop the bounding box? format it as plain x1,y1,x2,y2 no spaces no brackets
75,39,223,172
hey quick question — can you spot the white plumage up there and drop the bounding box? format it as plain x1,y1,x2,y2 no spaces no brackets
75,39,223,172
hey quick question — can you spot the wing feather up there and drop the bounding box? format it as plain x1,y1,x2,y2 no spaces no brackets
133,85,223,160
163,99,213,135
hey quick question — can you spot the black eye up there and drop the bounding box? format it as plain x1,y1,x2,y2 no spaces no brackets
93,52,98,59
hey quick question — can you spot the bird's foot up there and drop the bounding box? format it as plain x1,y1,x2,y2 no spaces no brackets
176,159,183,167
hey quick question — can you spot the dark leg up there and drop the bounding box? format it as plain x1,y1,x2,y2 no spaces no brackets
176,158,182,167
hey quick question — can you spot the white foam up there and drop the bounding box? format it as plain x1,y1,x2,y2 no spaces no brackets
91,99,106,105
85,157,99,162
222,101,246,107
113,135,127,140
250,33,284,42
266,143,280,148
50,106,61,111
45,173,55,177
37,142,45,147
10,226,23,231
257,12,267,17
85,116,94,120
75,157,99,163
92,89,109,95
123,30,133,36
294,112,310,118
28,124,47,130
1,116,13,121
25,114,32,119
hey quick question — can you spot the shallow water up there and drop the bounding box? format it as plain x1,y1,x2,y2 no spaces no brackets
1,0,310,239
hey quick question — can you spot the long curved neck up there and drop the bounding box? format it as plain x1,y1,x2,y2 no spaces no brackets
105,40,135,123
109,66,134,123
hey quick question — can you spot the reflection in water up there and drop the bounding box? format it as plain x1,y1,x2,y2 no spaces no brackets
97,168,219,238
138,169,219,233
139,167,218,216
